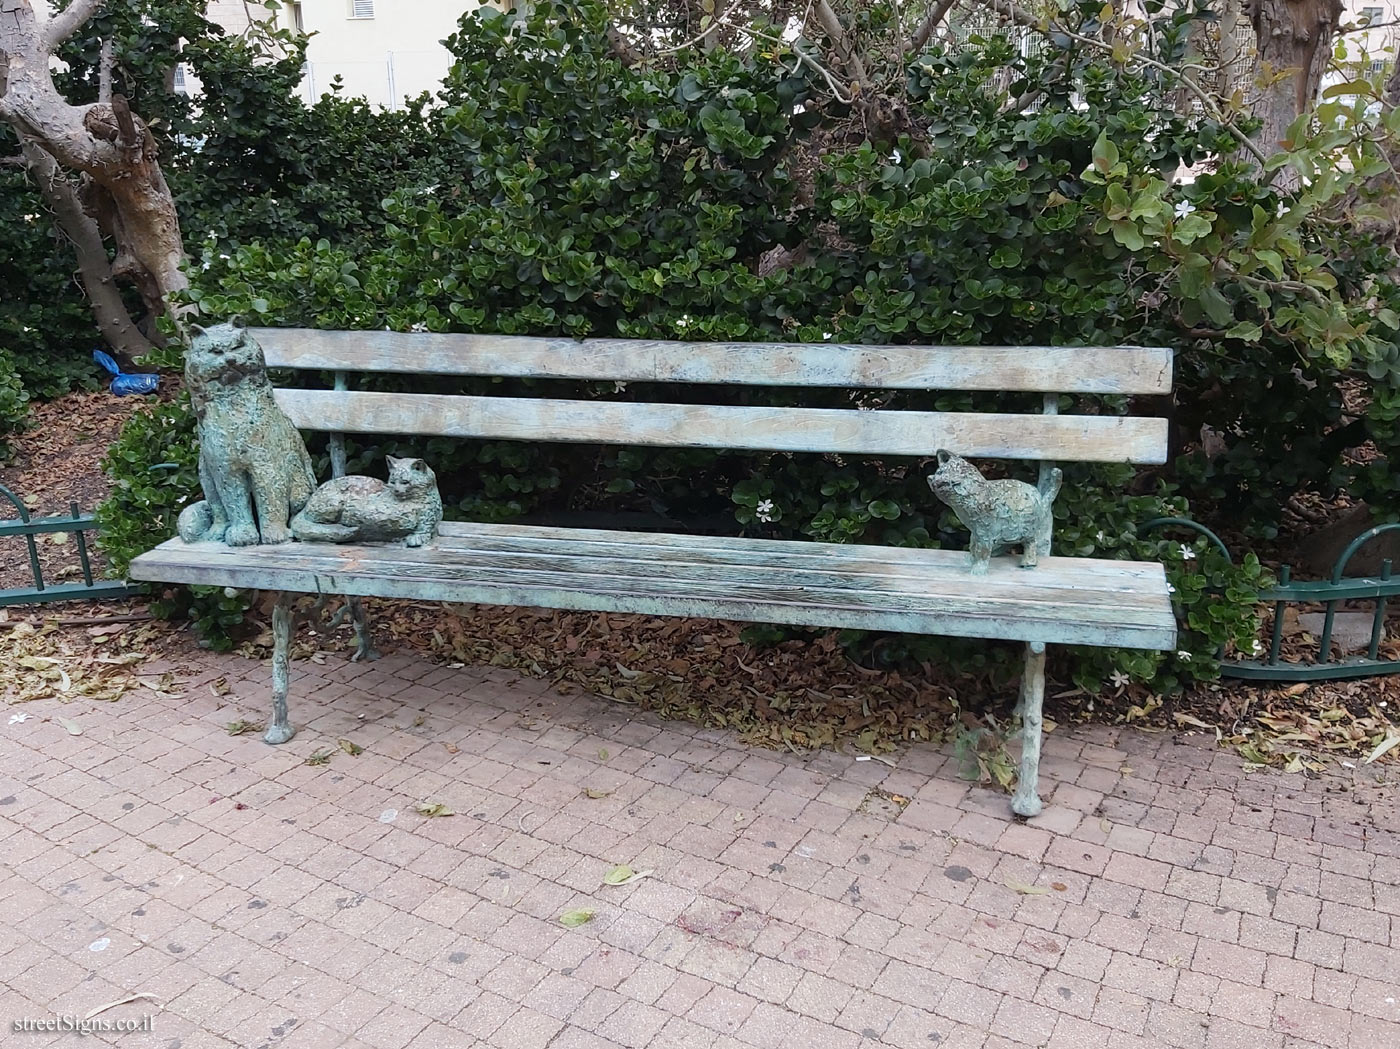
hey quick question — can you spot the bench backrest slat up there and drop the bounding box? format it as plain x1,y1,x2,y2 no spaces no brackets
274,389,1170,464
252,329,1172,396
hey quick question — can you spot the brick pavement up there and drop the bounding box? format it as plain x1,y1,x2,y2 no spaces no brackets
1,644,1398,1048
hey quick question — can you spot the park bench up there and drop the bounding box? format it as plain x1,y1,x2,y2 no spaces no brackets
129,330,1176,816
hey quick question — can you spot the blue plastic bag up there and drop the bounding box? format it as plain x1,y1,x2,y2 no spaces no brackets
93,349,159,396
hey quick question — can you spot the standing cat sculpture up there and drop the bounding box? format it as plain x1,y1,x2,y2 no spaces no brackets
176,320,318,546
928,449,1061,574
291,456,442,547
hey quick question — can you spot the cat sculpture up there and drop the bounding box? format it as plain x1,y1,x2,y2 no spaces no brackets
290,456,442,547
927,449,1061,574
176,320,317,546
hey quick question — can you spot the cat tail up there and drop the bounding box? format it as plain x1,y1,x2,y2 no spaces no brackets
289,514,358,543
1038,467,1063,503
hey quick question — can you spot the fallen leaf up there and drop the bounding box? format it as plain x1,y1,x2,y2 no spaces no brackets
55,716,82,736
305,750,332,766
1051,882,1068,892
1005,879,1052,896
602,864,653,887
414,800,454,817
1365,733,1400,764
1099,818,1112,833
209,677,231,697
598,748,610,761
1172,711,1216,730
337,738,364,756
442,742,460,754
559,907,595,927
225,720,261,736
583,788,612,799
83,992,159,1021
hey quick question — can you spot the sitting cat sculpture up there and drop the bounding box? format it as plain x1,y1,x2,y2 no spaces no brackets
290,456,442,547
928,450,1061,574
176,320,317,546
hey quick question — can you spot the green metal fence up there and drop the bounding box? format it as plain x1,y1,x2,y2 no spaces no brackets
1143,517,1400,682
0,483,136,606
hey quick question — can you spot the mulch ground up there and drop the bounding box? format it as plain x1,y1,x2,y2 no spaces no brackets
1,391,1397,793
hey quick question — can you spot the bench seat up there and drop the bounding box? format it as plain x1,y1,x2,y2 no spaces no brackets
131,521,1176,650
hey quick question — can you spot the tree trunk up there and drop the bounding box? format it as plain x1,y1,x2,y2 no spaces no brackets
0,0,187,331
1246,0,1343,187
19,136,155,359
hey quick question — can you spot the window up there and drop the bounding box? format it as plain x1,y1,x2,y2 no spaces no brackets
349,0,374,18
291,1,304,31
1362,6,1384,25
172,62,188,94
1370,58,1388,75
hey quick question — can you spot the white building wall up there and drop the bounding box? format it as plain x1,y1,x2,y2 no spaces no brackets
278,0,483,108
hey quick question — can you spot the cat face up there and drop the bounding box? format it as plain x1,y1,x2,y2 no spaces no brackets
928,449,987,501
185,319,268,392
385,456,435,500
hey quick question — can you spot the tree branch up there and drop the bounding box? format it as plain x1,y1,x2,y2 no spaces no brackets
908,0,960,54
97,37,113,103
813,0,870,91
42,0,107,52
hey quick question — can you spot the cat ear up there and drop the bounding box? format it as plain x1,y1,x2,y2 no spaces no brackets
411,459,427,471
228,315,246,330
385,455,402,468
189,323,207,337
936,449,951,465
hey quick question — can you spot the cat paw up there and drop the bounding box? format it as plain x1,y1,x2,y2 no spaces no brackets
404,535,426,548
226,523,260,547
260,524,293,545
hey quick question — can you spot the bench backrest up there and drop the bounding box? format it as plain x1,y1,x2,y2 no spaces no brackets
251,329,1172,465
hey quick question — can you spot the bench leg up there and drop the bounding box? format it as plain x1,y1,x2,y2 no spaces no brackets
348,597,380,663
1011,641,1047,818
264,591,296,745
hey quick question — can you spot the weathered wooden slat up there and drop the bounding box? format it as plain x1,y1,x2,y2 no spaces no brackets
252,328,1173,395
130,529,1177,649
274,389,1170,464
424,521,1169,588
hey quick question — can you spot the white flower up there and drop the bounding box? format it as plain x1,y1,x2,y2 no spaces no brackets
410,322,428,333
1174,200,1197,219
1179,544,1196,560
8,713,29,725
1176,650,1192,661
891,148,903,162
756,498,777,523
224,587,239,598
609,170,620,181
1167,584,1177,594
1096,530,1106,543
613,381,628,393
1109,670,1130,688
1251,639,1265,655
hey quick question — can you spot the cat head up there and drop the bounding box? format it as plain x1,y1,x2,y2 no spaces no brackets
185,318,269,395
385,456,436,499
927,449,987,501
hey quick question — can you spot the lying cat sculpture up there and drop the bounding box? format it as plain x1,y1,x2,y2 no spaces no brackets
928,449,1061,574
176,320,318,546
291,456,442,547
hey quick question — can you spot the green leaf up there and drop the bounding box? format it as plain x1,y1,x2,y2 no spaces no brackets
1224,321,1263,342
559,908,596,927
1091,131,1120,175
1199,287,1235,326
413,800,454,817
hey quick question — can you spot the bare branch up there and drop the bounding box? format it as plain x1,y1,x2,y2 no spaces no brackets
42,0,108,52
1,154,25,167
908,0,959,54
812,0,870,90
97,37,113,104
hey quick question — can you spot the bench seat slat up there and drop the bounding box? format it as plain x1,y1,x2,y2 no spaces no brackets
274,389,1170,464
253,329,1173,395
130,524,1177,650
